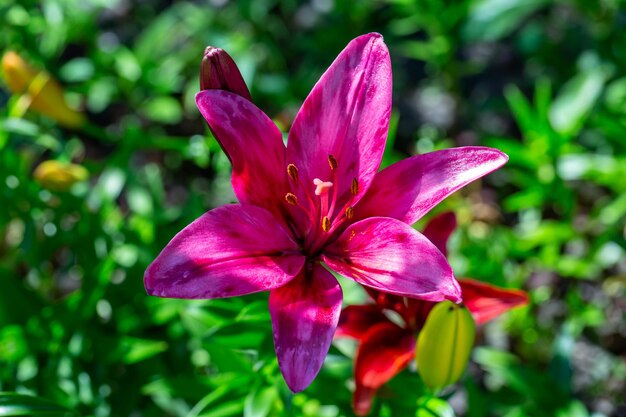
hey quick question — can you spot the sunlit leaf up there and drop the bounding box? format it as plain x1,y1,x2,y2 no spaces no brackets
0,393,77,417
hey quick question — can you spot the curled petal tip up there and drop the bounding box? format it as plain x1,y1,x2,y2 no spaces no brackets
449,292,463,305
495,148,509,164
445,278,463,305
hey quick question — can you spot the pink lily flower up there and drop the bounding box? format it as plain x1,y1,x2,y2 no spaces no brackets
336,212,529,416
144,33,509,392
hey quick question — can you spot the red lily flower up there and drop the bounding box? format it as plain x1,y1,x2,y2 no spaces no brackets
336,212,529,415
145,34,509,392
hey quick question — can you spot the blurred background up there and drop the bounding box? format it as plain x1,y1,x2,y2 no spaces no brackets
1,0,625,416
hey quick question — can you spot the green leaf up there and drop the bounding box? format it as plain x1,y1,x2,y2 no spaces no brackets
59,58,94,82
142,96,183,125
244,386,278,417
1,118,40,137
114,47,142,82
415,396,455,417
549,67,607,138
118,337,168,364
463,0,548,42
198,401,244,417
0,393,77,416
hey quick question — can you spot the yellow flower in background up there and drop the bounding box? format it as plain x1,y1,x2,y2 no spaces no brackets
33,160,89,191
1,51,85,128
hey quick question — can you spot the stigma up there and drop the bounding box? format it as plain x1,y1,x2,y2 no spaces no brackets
313,178,333,196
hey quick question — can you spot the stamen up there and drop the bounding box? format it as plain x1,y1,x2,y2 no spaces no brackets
285,193,298,206
321,216,331,232
313,178,333,196
351,178,359,196
287,164,299,181
328,154,338,171
345,206,354,219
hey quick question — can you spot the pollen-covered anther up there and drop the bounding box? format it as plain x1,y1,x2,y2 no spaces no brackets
322,216,331,232
287,164,299,181
351,178,359,196
346,206,354,219
285,193,298,206
328,154,338,171
313,178,333,196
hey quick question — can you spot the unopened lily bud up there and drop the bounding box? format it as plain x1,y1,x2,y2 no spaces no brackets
33,160,89,191
416,300,475,392
1,51,85,128
200,47,252,101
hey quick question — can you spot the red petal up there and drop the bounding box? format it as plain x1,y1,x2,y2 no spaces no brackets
459,279,529,325
335,305,388,340
352,322,415,415
353,385,377,417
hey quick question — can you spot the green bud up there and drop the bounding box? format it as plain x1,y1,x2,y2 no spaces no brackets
416,300,476,392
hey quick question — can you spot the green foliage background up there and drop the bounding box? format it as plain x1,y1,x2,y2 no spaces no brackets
1,0,625,416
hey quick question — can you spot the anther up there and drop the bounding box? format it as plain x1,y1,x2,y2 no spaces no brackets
287,164,299,181
322,216,331,232
328,154,338,171
285,193,298,206
345,206,354,219
351,178,359,196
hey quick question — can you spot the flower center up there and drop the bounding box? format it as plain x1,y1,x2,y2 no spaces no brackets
284,155,359,239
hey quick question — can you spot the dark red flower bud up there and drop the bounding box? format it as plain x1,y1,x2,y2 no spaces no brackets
200,47,252,101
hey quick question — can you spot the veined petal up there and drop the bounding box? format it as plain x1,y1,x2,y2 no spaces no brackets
459,279,529,325
353,322,415,416
353,147,508,225
422,211,457,256
145,205,304,299
335,305,389,340
269,264,343,393
196,90,288,219
323,217,462,303
286,33,392,210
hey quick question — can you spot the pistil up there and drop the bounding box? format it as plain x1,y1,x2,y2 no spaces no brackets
284,157,360,254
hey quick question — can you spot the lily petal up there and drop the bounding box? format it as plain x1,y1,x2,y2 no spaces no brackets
422,211,457,256
286,33,392,210
196,90,288,219
459,279,529,325
145,205,304,299
353,147,508,225
353,322,416,416
363,287,422,327
269,264,343,392
335,305,388,340
323,217,462,303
